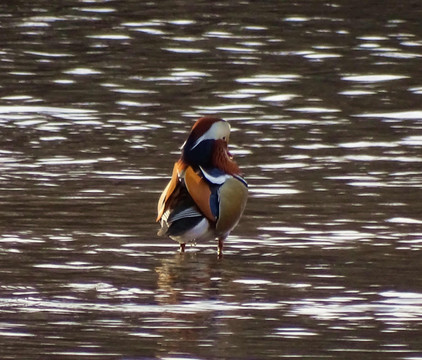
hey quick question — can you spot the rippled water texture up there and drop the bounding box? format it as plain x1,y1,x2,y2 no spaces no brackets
1,0,422,359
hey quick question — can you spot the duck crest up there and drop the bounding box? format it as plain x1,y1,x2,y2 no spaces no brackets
190,117,222,140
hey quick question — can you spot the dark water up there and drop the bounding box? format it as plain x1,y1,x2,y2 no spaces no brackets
1,0,422,359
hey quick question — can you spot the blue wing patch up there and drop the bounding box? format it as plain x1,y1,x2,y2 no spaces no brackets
209,184,220,219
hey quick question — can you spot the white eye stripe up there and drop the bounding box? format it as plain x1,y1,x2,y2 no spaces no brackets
191,133,207,149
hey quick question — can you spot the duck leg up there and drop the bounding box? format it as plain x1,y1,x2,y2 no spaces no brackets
217,237,225,258
179,243,186,253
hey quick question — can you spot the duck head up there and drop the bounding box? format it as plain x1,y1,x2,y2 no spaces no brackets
181,117,240,175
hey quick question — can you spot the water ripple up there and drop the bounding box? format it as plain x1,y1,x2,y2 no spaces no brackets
1,1,422,358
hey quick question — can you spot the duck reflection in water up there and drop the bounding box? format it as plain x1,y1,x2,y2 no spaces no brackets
156,117,248,256
154,254,231,356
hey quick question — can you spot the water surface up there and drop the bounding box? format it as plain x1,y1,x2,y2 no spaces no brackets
1,0,422,359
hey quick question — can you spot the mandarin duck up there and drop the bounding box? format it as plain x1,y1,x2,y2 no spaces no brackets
156,117,248,256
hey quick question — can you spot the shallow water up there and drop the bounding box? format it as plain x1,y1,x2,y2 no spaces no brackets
1,0,422,359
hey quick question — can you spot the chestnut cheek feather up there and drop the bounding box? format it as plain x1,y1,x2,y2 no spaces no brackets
212,140,240,175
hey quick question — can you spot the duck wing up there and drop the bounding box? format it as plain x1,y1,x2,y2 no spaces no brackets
156,160,186,222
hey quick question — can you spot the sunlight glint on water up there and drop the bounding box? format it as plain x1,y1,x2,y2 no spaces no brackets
0,0,422,358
